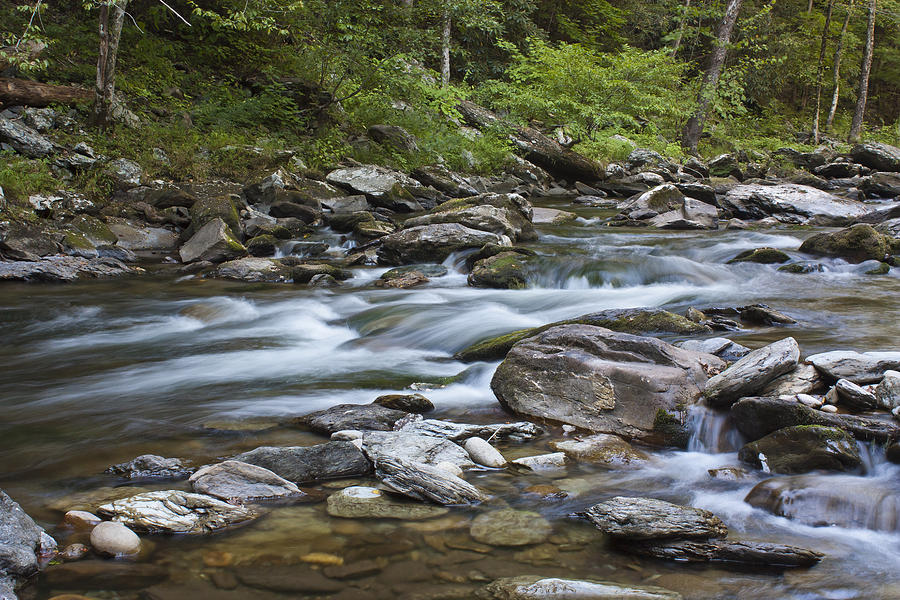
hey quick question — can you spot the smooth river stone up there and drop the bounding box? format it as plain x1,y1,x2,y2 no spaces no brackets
189,460,302,502
469,509,553,546
89,521,141,556
464,437,507,467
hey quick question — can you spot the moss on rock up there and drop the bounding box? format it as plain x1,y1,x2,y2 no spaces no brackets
799,224,898,263
727,247,790,264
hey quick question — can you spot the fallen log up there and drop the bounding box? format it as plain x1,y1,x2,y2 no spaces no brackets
0,77,92,108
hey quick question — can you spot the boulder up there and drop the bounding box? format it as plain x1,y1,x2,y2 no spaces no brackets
624,539,823,568
851,142,900,172
325,165,423,212
720,184,868,225
703,338,800,407
374,457,487,505
269,201,320,223
0,256,132,282
105,158,142,190
580,497,727,540
876,370,900,410
799,224,897,263
549,433,648,466
492,325,723,441
290,263,353,284
0,115,56,157
107,220,178,256
361,431,474,469
622,185,685,213
0,490,45,591
326,486,448,520
759,363,825,396
834,378,878,410
233,442,372,483
89,521,141,556
298,403,407,434
368,124,418,152
730,396,900,443
189,195,242,238
738,304,797,326
814,161,864,179
861,172,900,198
468,252,531,289
531,207,577,225
479,576,682,600
211,257,291,283
737,425,861,473
676,338,750,362
807,350,900,383
456,308,710,362
647,198,719,230
511,452,568,471
189,460,302,502
373,393,434,413
464,437,506,467
404,193,536,242
377,223,508,265
469,509,553,546
105,455,191,480
727,247,790,264
97,491,257,534
179,218,246,264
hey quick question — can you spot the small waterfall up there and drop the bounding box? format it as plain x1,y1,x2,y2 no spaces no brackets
687,404,745,453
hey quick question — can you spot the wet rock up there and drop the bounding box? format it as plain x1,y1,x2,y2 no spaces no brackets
58,543,89,562
189,460,302,502
408,193,535,240
834,378,878,410
396,417,540,442
648,197,719,230
299,403,407,434
549,433,648,466
42,561,168,589
377,223,508,265
727,247,790,264
850,142,900,172
326,165,424,212
375,457,488,505
456,308,710,362
708,467,752,481
703,338,800,407
269,200,320,223
235,565,344,594
189,195,242,239
245,234,277,257
777,261,825,274
861,172,900,198
0,489,45,590
807,350,900,383
738,304,797,326
625,539,823,568
877,371,900,410
0,114,56,157
107,220,179,256
532,207,577,225
470,509,553,546
737,425,861,473
290,263,353,284
479,575,683,600
464,437,506,468
730,396,900,443
106,454,191,480
373,393,434,413
721,184,867,225
326,486,449,520
579,497,727,540
362,431,474,469
511,452,568,472
814,161,864,179
179,218,246,264
676,338,750,362
89,521,141,556
799,224,897,263
211,257,290,283
745,474,900,531
760,364,825,396
62,511,101,530
0,256,132,282
491,324,723,441
97,490,257,534
234,442,372,483
468,251,531,289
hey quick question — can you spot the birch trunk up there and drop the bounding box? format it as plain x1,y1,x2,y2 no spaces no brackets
848,0,876,143
825,0,855,132
811,0,835,143
90,0,128,130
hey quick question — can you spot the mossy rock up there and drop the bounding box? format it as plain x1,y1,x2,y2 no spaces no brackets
454,308,710,362
247,234,278,257
737,425,860,474
62,231,96,253
798,224,898,263
777,262,824,274
291,263,353,284
381,264,448,280
329,211,375,233
727,247,790,264
190,195,242,239
650,409,690,449
71,215,117,245
468,251,530,289
865,262,891,275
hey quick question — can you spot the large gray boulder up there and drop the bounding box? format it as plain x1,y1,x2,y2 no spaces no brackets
807,350,900,383
326,165,423,212
0,115,56,157
799,223,897,263
851,142,900,172
403,193,536,242
179,218,246,264
0,256,132,283
648,197,719,230
861,172,900,199
106,454,191,480
491,325,724,441
720,184,868,225
703,338,800,407
480,576,682,600
377,223,508,265
362,431,474,469
233,442,371,483
579,496,727,540
97,490,257,534
1,490,46,594
737,425,861,473
189,460,302,502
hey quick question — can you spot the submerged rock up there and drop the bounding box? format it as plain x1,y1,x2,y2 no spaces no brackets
703,338,800,407
737,425,861,474
479,576,682,600
106,454,192,480
580,497,727,541
470,509,553,546
233,442,372,483
326,486,448,520
189,460,303,502
97,490,257,534
42,560,168,590
549,433,648,466
491,324,723,441
624,539,823,568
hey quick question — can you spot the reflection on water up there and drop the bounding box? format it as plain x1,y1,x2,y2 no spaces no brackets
3,203,900,598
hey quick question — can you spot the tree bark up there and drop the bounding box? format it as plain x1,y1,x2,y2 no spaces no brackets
848,0,876,143
440,6,451,87
90,0,128,130
825,0,855,132
681,0,744,154
671,0,692,57
811,0,835,143
0,78,92,107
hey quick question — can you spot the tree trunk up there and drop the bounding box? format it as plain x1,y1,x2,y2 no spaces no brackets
0,78,92,107
681,0,744,154
440,7,451,87
90,0,128,130
671,0,692,57
825,0,855,132
848,0,876,143
811,0,835,143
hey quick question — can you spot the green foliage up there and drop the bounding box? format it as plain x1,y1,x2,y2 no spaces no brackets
0,153,59,206
0,2,50,74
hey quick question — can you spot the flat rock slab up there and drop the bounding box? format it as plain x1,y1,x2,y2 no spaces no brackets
624,539,823,567
297,403,408,434
233,441,372,483
397,416,540,442
807,351,900,384
481,575,682,599
0,256,132,282
189,460,303,502
704,338,800,407
721,184,868,225
362,431,474,469
580,497,727,541
326,486,449,520
470,509,553,546
97,490,257,534
377,223,508,265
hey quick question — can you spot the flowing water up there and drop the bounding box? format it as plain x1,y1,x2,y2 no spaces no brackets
3,200,900,599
